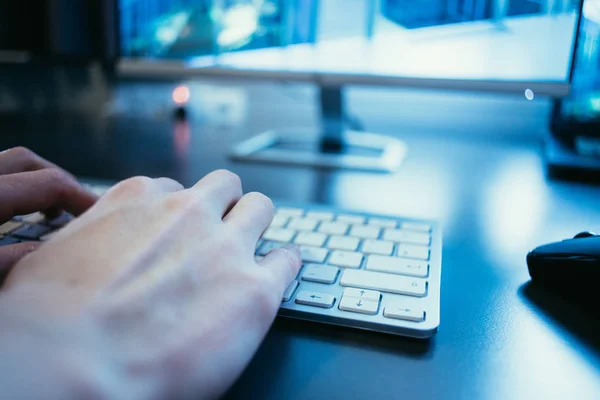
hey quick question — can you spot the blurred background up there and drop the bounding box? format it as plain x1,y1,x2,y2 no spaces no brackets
116,0,599,123
1,0,598,122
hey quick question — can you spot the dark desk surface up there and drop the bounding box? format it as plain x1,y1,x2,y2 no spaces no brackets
1,77,600,399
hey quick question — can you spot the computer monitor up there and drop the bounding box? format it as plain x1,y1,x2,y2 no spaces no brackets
117,0,584,172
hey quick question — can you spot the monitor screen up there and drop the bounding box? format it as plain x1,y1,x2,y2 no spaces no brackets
119,0,584,95
559,0,600,123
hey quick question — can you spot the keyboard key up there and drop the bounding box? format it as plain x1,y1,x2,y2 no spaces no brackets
397,244,430,261
294,232,327,247
0,236,20,245
282,280,299,301
11,224,51,240
366,255,429,278
326,235,359,251
343,287,381,302
401,221,431,233
46,213,73,228
340,269,427,297
328,250,363,268
301,264,339,284
287,217,318,231
306,211,334,221
269,214,289,228
263,228,296,243
339,296,379,315
257,241,286,256
299,246,328,263
22,212,45,224
318,221,349,236
383,229,431,246
0,221,22,235
361,239,394,255
337,214,365,224
349,224,380,239
295,291,335,308
368,217,397,228
276,207,304,217
384,305,425,322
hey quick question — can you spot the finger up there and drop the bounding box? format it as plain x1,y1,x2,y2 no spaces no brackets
0,242,42,282
258,245,302,289
102,176,183,204
223,192,274,247
0,147,65,176
154,177,185,192
191,170,243,218
0,169,98,222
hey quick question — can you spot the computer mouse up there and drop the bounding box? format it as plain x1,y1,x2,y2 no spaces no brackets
526,232,600,302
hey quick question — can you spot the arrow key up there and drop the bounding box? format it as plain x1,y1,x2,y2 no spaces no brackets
343,287,380,302
295,291,335,308
383,305,425,322
339,296,379,315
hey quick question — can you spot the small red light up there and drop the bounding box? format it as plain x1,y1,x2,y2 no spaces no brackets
172,85,190,104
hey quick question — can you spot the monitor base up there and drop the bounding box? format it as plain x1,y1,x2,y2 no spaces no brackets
229,129,407,173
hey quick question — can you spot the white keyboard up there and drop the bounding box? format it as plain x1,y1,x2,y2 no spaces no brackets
261,206,442,338
0,182,442,338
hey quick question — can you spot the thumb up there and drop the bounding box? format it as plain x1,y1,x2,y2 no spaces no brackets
258,245,302,291
0,242,42,283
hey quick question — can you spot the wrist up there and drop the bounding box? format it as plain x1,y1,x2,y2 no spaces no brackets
0,284,155,400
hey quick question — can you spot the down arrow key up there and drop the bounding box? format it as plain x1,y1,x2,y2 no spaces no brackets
339,296,378,315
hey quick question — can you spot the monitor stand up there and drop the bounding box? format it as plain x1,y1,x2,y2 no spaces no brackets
229,85,407,172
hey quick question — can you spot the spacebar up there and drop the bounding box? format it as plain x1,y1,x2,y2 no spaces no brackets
340,269,427,297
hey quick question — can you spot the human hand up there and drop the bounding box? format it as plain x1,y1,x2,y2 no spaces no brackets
0,147,97,278
2,170,301,399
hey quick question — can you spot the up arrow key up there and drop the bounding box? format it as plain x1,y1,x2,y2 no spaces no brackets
342,288,380,302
